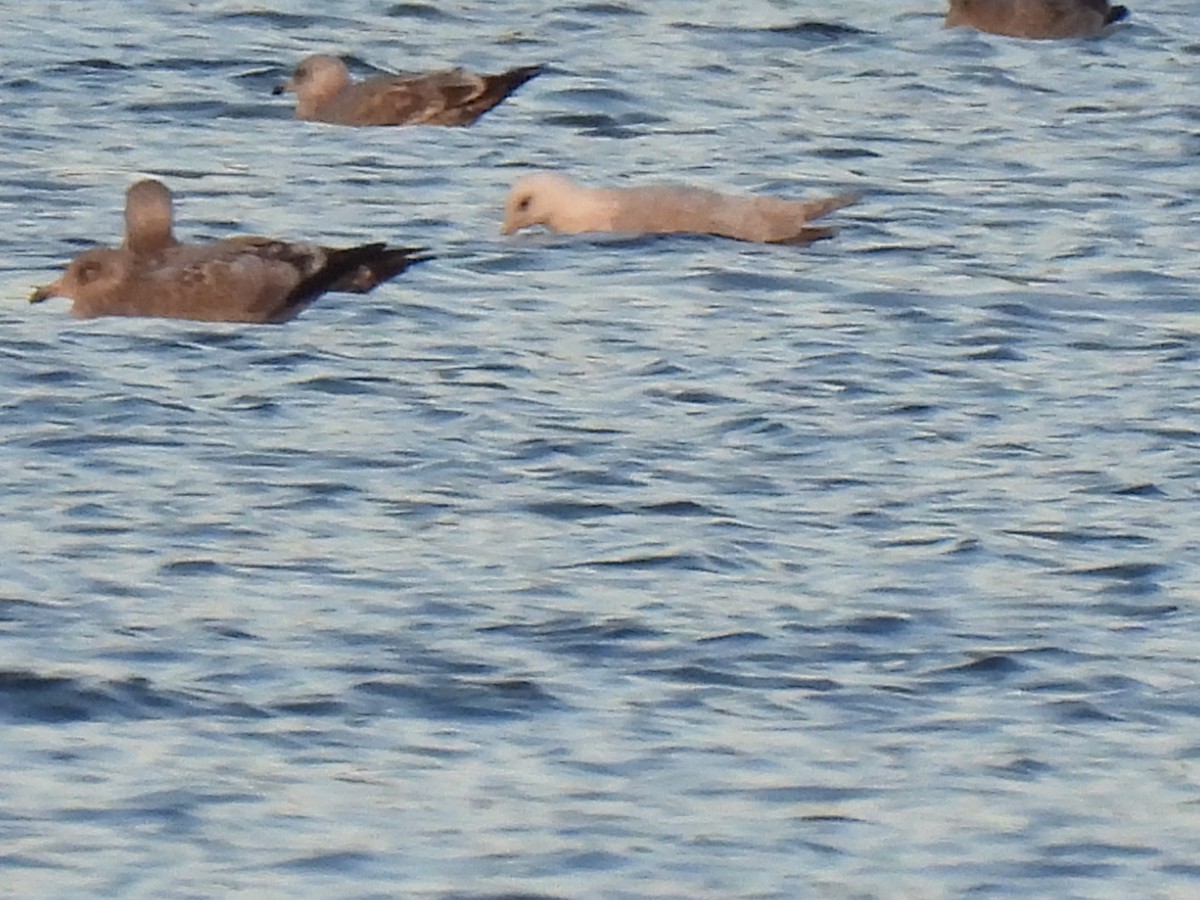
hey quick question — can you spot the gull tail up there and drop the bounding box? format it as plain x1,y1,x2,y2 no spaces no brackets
260,243,400,323
331,246,432,293
462,64,545,125
797,192,861,222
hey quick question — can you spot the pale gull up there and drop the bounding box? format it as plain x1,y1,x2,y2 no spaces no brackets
501,173,858,245
944,0,1129,39
273,54,544,126
31,180,429,323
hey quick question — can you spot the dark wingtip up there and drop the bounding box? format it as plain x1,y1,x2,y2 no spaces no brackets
362,246,434,284
1106,5,1129,25
264,242,393,321
330,247,433,294
503,64,546,90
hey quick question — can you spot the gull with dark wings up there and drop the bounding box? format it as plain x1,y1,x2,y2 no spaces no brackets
31,179,429,323
273,54,543,126
944,0,1129,39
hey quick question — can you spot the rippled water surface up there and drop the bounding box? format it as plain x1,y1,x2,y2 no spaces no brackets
3,1,1200,897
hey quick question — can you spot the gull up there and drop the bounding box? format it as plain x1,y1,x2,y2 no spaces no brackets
273,54,544,126
31,180,429,323
116,178,423,294
501,173,858,245
944,0,1129,39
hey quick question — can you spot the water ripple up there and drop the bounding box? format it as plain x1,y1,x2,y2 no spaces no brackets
3,1,1200,897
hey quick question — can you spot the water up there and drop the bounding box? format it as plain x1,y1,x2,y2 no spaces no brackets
2,1,1199,896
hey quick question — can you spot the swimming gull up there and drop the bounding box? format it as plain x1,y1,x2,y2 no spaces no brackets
118,178,425,295
31,180,429,323
944,0,1129,39
273,54,544,126
501,173,858,245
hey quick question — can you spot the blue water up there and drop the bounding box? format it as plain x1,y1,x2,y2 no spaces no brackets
3,1,1200,896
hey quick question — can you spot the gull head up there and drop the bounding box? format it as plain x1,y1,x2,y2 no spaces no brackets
501,173,584,236
273,54,353,101
31,248,129,312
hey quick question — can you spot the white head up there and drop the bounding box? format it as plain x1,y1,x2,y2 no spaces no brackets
501,173,594,235
275,54,353,109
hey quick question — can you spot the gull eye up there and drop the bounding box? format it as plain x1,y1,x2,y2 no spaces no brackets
76,260,102,283
517,196,531,212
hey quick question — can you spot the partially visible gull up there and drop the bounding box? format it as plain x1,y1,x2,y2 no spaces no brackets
501,173,859,245
273,54,544,126
944,0,1129,39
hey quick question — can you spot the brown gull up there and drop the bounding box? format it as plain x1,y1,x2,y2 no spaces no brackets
273,54,544,126
116,178,424,294
944,0,1129,39
31,180,429,323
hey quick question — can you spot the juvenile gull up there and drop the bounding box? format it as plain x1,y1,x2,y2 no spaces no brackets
501,173,858,245
32,180,429,323
273,54,544,126
118,178,423,294
944,0,1129,39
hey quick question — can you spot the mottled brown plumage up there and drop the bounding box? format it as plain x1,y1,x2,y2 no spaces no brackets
31,179,429,323
273,54,543,126
945,0,1129,39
